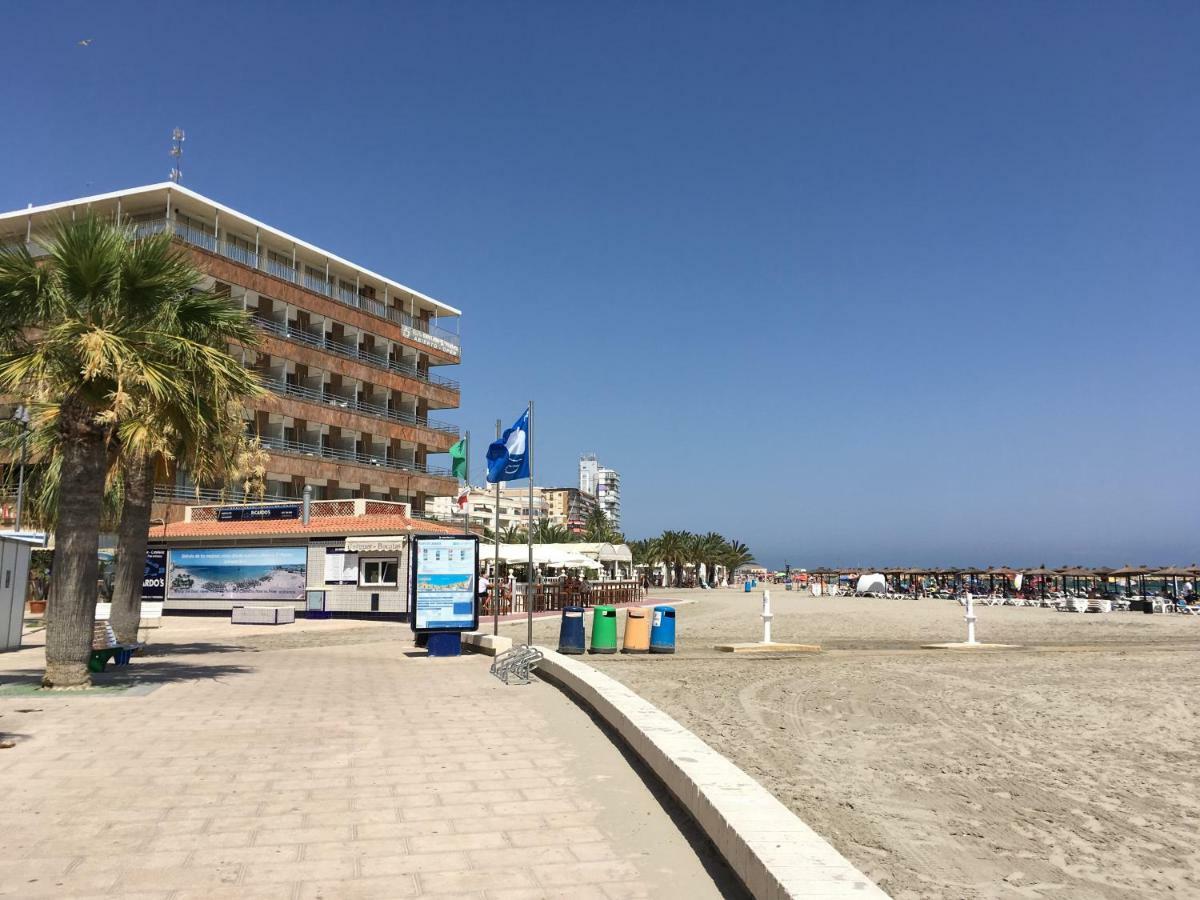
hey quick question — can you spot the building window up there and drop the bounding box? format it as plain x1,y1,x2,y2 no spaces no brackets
360,558,398,586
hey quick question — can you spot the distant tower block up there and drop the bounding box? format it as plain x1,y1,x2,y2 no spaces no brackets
579,453,620,530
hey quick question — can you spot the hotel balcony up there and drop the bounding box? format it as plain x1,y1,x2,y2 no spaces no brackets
250,315,459,408
259,378,458,451
132,218,461,360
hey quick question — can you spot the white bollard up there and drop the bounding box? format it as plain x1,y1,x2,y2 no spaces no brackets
964,592,977,644
761,590,773,644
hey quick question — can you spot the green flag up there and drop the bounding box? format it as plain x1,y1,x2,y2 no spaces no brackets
449,437,468,480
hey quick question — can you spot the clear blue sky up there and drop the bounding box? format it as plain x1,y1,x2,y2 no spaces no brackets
3,2,1198,568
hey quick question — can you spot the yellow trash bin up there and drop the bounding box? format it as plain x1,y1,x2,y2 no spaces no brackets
621,607,651,653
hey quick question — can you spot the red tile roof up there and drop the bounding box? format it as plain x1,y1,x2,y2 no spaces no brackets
151,514,460,540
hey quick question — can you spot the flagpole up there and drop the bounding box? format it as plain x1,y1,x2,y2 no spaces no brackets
526,400,534,648
462,430,470,534
493,419,501,636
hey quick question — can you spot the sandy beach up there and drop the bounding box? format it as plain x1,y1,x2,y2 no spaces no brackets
502,589,1200,899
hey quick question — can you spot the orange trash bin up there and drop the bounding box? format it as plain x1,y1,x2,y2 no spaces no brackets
621,607,651,653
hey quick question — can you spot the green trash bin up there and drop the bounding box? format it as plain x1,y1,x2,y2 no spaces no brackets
589,605,617,654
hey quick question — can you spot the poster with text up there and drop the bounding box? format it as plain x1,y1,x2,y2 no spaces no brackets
167,547,306,601
142,548,167,601
411,536,478,631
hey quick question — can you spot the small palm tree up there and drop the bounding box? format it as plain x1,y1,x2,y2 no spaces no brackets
723,539,755,577
499,524,526,543
0,214,258,687
582,507,620,543
533,520,572,544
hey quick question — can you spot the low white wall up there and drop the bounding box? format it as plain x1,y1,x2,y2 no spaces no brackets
533,648,890,899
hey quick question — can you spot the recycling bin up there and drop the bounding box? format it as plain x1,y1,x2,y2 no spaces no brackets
589,605,617,654
649,605,676,654
558,605,585,654
744,581,752,593
621,607,651,653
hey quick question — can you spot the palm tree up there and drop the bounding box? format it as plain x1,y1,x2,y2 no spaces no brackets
655,530,688,587
723,539,755,577
532,520,572,544
695,532,728,585
0,214,257,687
499,524,526,543
582,507,620,543
108,290,261,643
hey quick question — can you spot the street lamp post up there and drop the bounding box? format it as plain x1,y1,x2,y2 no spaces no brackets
10,405,30,533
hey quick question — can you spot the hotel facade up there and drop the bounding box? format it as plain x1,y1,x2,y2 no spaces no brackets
0,184,462,523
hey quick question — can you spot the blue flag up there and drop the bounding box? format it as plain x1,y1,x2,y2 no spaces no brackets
486,408,531,483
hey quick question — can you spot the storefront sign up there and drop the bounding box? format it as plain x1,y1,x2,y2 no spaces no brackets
216,504,302,522
410,535,479,631
142,548,167,601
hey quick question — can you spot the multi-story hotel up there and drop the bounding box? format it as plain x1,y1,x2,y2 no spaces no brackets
0,183,462,522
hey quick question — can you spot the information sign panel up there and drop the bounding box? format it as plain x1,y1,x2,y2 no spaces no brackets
410,535,479,632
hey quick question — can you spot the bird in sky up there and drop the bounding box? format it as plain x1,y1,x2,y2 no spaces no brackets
77,39,92,46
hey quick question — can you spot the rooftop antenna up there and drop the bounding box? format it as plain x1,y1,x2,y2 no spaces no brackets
169,127,185,183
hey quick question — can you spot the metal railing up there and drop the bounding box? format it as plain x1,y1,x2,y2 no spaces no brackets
136,217,461,356
255,433,452,477
263,378,459,437
251,316,459,390
153,483,290,505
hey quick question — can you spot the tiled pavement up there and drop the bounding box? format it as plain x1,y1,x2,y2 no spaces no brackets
0,620,731,898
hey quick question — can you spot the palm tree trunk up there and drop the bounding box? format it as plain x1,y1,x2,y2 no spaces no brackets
43,410,108,688
110,451,155,645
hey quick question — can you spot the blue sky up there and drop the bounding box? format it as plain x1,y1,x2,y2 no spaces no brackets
3,2,1197,567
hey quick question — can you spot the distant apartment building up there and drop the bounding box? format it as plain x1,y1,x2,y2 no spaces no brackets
428,486,547,533
0,183,462,522
543,487,597,535
579,454,620,530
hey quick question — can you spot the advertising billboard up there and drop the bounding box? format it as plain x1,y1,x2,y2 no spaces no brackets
142,548,167,601
167,547,307,601
410,535,479,631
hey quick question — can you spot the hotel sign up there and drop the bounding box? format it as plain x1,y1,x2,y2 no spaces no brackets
216,504,302,522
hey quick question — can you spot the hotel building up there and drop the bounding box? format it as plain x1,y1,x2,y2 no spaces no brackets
0,184,462,523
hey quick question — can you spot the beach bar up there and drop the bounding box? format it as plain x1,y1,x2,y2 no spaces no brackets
147,499,459,619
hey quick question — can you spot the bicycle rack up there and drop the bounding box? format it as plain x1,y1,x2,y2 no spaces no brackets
490,645,544,685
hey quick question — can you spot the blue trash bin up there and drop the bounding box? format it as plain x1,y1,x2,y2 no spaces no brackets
558,605,586,654
649,605,676,654
744,581,752,593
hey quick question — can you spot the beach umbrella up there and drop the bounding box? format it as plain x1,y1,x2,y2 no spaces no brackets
1110,564,1151,598
1026,565,1056,599
1152,566,1191,601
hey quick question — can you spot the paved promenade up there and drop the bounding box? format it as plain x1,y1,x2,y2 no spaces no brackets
0,618,734,899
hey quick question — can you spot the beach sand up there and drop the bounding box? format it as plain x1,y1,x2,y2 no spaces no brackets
501,589,1200,899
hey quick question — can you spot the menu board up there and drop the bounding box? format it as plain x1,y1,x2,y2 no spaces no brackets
410,536,479,631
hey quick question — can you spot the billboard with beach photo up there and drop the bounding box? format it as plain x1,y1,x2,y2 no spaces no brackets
166,547,307,601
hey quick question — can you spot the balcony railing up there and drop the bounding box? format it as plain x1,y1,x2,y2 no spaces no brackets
251,316,459,391
135,217,460,356
255,433,452,477
263,378,459,438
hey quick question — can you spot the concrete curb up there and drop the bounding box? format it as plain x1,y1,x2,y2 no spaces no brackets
533,647,891,899
461,632,512,657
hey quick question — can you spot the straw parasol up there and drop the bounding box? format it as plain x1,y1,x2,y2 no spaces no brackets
1151,566,1192,600
1025,565,1057,599
1110,564,1151,597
